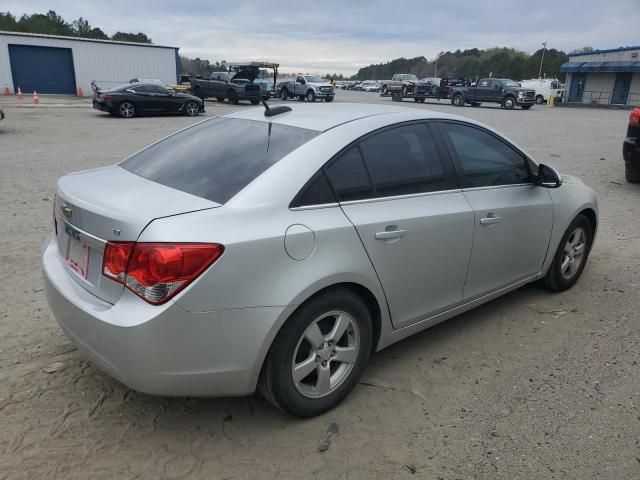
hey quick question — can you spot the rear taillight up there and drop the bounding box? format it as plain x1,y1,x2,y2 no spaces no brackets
99,93,112,100
102,242,224,305
630,108,640,126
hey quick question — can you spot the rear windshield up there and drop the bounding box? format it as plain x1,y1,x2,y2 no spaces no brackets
121,117,319,204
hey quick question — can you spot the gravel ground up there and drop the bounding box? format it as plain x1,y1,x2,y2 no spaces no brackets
0,91,638,480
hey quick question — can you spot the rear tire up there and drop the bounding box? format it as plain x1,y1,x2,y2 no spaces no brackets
452,94,465,107
281,88,289,101
118,101,136,118
258,288,373,417
625,162,640,183
228,90,239,105
543,214,593,291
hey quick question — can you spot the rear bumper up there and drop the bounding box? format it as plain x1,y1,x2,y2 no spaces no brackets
92,99,112,112
42,234,284,397
623,138,640,164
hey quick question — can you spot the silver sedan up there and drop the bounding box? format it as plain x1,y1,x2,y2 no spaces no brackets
43,103,598,417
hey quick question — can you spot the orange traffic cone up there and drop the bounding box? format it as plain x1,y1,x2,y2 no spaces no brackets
3,84,10,96
77,86,84,97
33,91,40,105
17,87,22,99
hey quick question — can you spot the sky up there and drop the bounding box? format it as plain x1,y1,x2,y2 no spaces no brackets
3,0,639,75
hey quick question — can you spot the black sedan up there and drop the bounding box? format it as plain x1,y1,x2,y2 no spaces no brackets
92,83,204,118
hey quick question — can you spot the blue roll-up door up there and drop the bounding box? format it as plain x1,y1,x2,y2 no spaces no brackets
9,44,76,94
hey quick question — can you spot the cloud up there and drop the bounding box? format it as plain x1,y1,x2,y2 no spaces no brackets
4,0,639,74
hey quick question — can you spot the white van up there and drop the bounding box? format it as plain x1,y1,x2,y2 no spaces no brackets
519,78,565,104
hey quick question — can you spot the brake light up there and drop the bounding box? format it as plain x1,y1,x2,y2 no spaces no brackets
630,108,640,126
102,242,224,305
99,93,112,100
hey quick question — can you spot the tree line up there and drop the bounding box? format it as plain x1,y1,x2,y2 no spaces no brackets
353,47,572,81
0,10,152,43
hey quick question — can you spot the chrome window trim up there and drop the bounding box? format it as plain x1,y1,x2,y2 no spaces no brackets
289,202,340,211
339,188,463,207
461,182,534,192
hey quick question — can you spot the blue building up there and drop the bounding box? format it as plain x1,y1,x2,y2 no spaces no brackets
561,46,640,108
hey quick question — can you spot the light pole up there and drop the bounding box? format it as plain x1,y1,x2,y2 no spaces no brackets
538,42,547,79
434,51,444,77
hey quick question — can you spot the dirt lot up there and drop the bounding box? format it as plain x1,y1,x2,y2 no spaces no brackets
1,92,639,480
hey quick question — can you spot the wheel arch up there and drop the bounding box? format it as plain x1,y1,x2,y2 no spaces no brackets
579,207,597,234
250,279,388,392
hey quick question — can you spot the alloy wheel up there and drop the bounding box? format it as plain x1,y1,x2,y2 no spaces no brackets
561,227,586,280
185,102,199,116
291,310,360,398
119,102,135,118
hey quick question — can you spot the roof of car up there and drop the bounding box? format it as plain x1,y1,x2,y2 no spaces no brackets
224,103,460,132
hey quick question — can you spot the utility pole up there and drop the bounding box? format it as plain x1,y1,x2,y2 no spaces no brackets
538,42,547,79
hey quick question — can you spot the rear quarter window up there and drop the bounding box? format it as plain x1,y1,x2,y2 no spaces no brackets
121,118,318,204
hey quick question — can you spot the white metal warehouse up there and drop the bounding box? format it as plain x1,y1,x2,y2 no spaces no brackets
0,31,179,96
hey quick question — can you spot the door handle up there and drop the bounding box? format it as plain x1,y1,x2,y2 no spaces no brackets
480,214,502,225
375,229,407,240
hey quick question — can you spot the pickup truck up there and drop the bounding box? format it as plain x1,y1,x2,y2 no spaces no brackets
190,69,262,105
280,75,334,102
449,78,536,109
381,74,419,95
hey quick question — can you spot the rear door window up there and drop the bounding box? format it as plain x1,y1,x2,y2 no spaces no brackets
358,123,457,196
121,118,318,204
324,146,374,202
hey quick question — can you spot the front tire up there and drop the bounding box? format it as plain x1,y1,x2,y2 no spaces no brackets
535,94,545,104
227,90,239,105
184,101,200,116
259,288,373,417
306,90,316,102
118,101,136,118
502,96,516,110
543,215,593,291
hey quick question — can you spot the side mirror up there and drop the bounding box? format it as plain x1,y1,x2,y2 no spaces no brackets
535,164,563,188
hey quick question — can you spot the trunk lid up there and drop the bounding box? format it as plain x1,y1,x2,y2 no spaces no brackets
54,165,219,303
